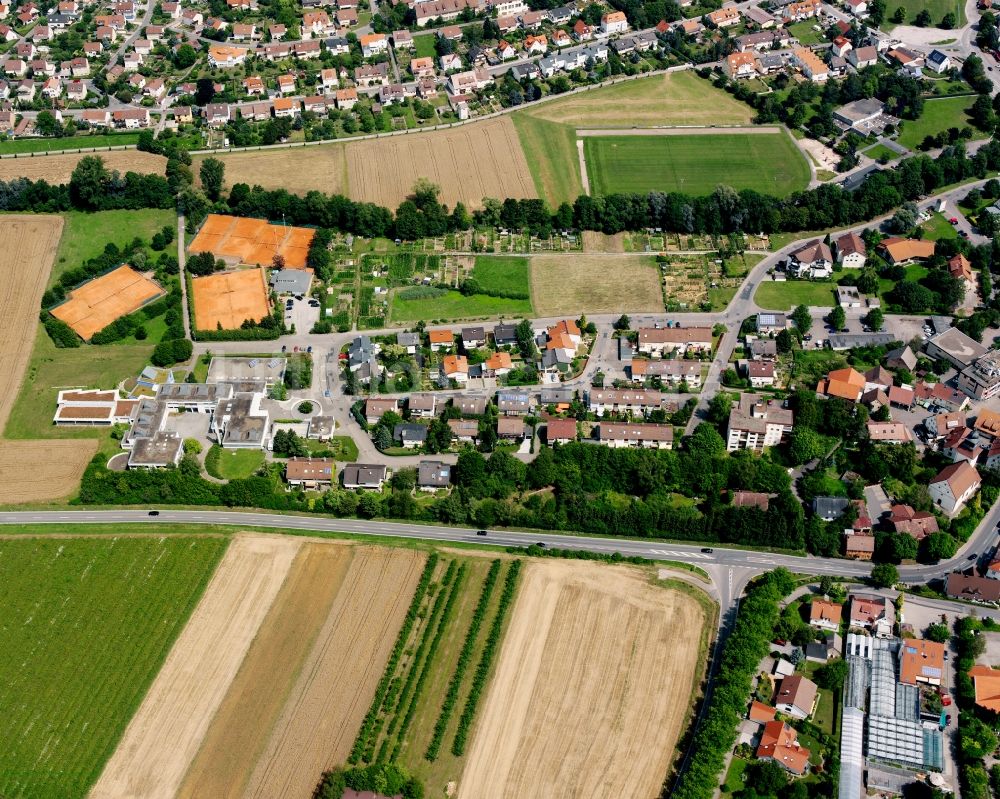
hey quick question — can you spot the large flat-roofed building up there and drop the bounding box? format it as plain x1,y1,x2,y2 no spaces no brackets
926,327,988,370
207,355,287,387
127,430,183,468
156,382,229,412
53,388,138,425
212,392,270,449
958,350,1000,400
727,393,793,451
833,97,884,130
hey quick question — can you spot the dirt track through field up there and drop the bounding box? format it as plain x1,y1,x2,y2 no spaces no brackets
177,542,353,799
0,214,100,503
89,534,300,799
243,546,426,799
459,560,706,799
0,151,167,183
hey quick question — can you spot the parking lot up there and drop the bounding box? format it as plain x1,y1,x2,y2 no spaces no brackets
283,295,321,333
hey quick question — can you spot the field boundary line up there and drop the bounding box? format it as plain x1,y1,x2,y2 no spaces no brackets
576,125,784,136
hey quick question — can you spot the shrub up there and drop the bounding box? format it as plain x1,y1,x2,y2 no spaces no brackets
151,337,193,367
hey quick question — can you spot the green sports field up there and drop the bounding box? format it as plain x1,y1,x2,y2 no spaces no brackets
470,256,531,297
0,536,227,799
584,133,811,197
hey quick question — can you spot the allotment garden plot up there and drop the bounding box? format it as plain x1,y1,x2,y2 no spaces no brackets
50,264,165,341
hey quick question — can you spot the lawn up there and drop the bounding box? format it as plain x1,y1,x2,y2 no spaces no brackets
0,132,140,155
5,325,153,440
389,288,532,323
786,20,824,44
205,444,265,479
51,208,177,287
412,33,436,58
864,143,899,162
308,434,360,461
0,536,227,799
754,280,837,310
511,113,582,207
584,133,810,197
921,211,959,241
897,96,979,150
471,255,531,297
721,756,750,797
884,0,964,27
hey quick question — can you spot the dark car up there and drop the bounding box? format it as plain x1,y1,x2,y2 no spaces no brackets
970,553,979,560
148,510,160,516
536,542,547,548
476,529,488,536
701,547,714,554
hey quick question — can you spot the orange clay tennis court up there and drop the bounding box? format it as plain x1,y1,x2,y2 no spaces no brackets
189,214,315,269
192,268,270,331
51,265,165,340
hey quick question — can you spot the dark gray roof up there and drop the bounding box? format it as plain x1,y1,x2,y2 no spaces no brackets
394,423,428,443
418,460,451,487
813,496,850,520
270,269,312,294
343,463,386,487
826,333,896,351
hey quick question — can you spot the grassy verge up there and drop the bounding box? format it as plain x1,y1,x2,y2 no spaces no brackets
204,445,264,479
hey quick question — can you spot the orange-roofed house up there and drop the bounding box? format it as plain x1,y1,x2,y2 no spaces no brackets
809,599,842,632
524,33,547,53
441,354,469,383
949,253,974,283
707,6,741,26
817,367,865,402
749,700,777,723
899,638,945,686
548,318,581,343
757,720,811,775
878,237,935,264
601,9,628,33
726,51,758,78
428,328,454,351
929,460,981,516
970,665,1000,713
547,331,576,359
483,351,512,376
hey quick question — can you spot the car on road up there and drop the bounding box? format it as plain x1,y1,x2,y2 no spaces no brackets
308,299,320,307
536,542,547,548
701,547,714,554
476,529,488,536
969,553,978,560
949,217,959,224
148,510,159,516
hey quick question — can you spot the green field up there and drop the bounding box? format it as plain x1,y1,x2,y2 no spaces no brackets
470,256,531,297
51,209,177,287
5,325,153,441
390,288,532,323
0,133,140,155
512,71,754,206
0,536,227,799
864,143,899,162
884,0,964,27
754,280,837,310
786,20,824,44
412,33,437,58
584,133,810,197
897,96,979,150
921,211,959,241
205,444,265,479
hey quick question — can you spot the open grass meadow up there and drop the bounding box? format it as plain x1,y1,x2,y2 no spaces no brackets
885,0,964,27
0,536,228,799
510,114,582,207
205,445,265,479
584,132,810,197
471,256,531,297
897,96,980,150
51,209,177,287
754,279,838,310
389,287,532,323
5,325,153,442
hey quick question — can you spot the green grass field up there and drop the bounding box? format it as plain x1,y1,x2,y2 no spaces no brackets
754,280,837,310
584,133,810,197
5,325,153,441
390,288,531,323
897,96,979,150
511,114,582,207
470,256,531,297
205,445,264,479
786,20,824,44
412,33,436,58
921,211,959,241
884,0,964,27
0,536,227,799
863,143,899,162
0,133,140,155
51,209,177,287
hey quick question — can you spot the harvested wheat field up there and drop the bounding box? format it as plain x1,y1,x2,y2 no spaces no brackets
177,542,354,799
189,213,315,268
0,150,167,183
194,146,349,198
243,545,426,799
0,214,96,502
191,267,270,330
459,560,707,799
0,439,97,502
530,254,663,315
51,265,165,340
346,118,535,209
90,534,301,799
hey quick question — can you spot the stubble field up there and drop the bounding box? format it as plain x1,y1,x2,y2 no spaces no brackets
0,535,227,799
0,150,167,183
459,559,707,799
529,254,663,315
0,214,102,502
